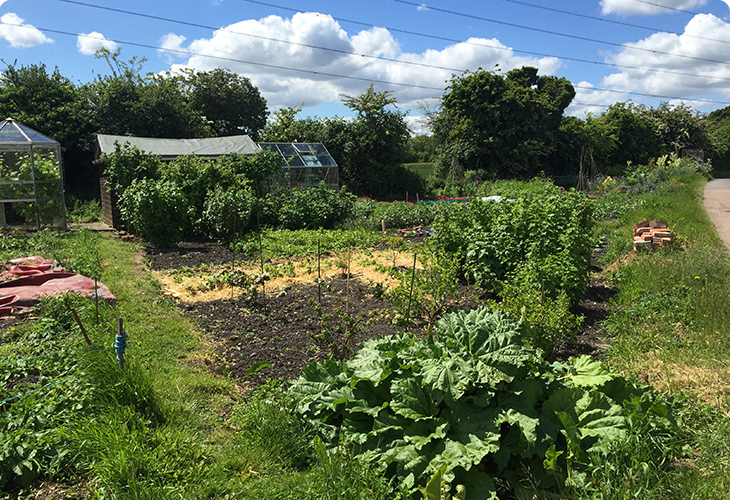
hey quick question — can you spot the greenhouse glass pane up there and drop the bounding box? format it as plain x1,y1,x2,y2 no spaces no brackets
277,143,296,157
316,155,336,166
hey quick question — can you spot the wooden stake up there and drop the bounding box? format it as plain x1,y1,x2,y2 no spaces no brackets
406,253,417,325
71,308,92,346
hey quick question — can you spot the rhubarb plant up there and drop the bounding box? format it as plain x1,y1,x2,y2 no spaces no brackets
289,307,677,499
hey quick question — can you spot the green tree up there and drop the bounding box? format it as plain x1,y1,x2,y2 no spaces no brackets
590,102,661,170
340,85,413,196
433,66,575,179
0,61,97,198
180,68,268,140
648,102,709,156
84,49,210,139
706,106,730,169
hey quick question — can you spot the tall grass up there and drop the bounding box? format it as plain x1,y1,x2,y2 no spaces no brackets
1,229,393,498
593,173,730,495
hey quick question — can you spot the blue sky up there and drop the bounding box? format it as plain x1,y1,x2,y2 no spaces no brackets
3,0,730,133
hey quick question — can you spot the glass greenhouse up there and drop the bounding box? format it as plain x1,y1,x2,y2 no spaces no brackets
259,142,339,190
0,118,66,230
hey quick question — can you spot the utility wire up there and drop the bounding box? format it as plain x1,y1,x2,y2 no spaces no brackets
390,0,730,67
238,0,730,85
53,0,467,74
0,21,444,91
496,0,730,47
629,0,702,15
7,3,730,106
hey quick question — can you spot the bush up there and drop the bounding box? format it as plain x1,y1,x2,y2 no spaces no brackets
119,178,187,247
290,307,679,499
433,190,593,305
102,142,162,196
200,181,256,243
259,183,357,230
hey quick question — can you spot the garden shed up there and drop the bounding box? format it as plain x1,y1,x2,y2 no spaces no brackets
0,118,67,231
95,134,260,228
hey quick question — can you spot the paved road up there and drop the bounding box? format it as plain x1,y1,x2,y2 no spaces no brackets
704,179,730,255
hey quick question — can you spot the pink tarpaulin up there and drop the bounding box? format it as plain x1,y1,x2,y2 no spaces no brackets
0,256,115,317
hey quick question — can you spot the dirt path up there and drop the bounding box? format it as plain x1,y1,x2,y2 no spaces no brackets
704,179,730,255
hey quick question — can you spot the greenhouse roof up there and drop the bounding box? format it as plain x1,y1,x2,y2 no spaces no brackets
0,118,59,145
96,134,260,161
259,142,337,168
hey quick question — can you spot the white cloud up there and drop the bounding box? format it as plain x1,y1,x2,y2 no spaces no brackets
0,0,10,8
168,12,561,113
600,0,708,16
159,33,187,55
0,13,52,47
723,0,730,9
596,14,730,106
77,31,117,55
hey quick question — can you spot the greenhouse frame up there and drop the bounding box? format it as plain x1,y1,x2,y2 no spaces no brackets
259,142,339,190
0,118,66,231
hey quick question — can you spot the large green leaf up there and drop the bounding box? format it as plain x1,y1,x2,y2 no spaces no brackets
419,355,475,405
567,355,618,388
390,378,442,421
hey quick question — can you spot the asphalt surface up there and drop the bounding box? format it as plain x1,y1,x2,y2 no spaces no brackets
704,179,730,254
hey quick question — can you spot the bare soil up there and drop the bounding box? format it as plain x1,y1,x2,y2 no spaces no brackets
145,240,613,385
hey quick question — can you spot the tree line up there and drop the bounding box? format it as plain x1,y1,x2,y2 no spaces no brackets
1,52,727,201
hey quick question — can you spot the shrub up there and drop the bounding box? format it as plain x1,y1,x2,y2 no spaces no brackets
200,181,256,243
260,183,357,230
102,141,162,196
119,178,186,247
433,191,593,305
290,307,678,499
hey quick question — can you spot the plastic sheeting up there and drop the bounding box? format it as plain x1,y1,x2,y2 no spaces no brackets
0,257,115,317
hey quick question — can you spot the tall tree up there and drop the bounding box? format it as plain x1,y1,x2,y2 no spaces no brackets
648,102,708,156
433,66,575,178
591,102,661,170
180,68,268,140
340,85,412,195
0,62,97,197
83,49,210,139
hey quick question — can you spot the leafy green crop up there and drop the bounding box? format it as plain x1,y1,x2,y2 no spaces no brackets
290,307,677,499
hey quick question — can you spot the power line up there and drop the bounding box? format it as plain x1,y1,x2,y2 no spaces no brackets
629,0,702,15
390,0,730,67
5,4,730,107
0,21,445,91
53,0,730,83
496,0,730,47
238,0,730,85
53,0,468,74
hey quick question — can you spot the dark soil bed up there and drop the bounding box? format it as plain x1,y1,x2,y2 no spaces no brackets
146,241,613,385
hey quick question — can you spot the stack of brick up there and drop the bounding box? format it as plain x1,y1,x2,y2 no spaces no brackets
633,220,672,251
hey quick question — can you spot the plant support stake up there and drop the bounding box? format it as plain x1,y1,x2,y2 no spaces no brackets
71,308,92,346
318,238,322,305
115,317,127,369
406,253,417,325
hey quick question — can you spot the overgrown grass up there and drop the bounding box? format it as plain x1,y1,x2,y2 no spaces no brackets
1,230,394,498
593,173,730,495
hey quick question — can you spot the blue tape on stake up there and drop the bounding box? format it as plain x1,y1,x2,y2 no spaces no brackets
114,332,127,363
